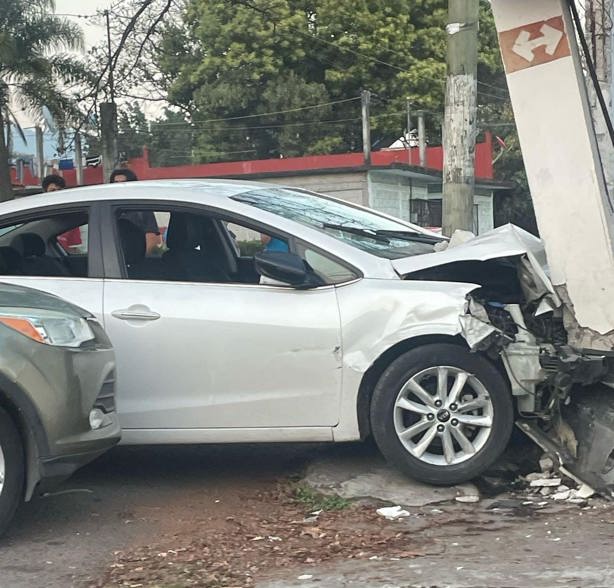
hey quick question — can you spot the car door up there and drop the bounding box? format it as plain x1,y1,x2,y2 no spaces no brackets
101,202,343,434
0,205,104,321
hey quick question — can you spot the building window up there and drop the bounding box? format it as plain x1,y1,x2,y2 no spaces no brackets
410,198,442,228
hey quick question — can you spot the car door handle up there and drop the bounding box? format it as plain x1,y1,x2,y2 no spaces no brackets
111,309,161,321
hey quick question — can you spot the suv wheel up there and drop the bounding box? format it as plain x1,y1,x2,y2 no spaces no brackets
0,407,24,535
370,344,513,485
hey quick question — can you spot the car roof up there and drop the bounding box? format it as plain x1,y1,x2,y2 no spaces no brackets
0,179,278,214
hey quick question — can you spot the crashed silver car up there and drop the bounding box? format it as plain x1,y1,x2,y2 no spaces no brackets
0,181,593,485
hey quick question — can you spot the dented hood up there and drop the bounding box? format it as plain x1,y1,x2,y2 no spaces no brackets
392,224,559,305
392,224,545,274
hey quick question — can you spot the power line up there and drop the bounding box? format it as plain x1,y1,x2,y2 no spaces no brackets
149,97,362,128
477,80,508,95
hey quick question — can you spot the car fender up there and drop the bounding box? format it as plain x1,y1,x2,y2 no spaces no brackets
0,373,50,501
332,278,479,441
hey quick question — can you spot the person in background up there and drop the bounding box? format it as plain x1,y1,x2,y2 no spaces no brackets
42,174,82,252
42,174,65,192
110,168,161,255
260,233,289,252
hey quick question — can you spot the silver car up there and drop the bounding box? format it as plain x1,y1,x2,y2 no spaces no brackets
0,180,569,485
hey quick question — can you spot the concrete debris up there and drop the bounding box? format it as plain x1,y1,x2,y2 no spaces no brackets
539,456,555,473
455,495,480,504
575,484,596,499
529,477,562,487
552,490,571,501
376,506,410,520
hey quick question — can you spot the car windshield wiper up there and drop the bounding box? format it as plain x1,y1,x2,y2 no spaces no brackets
375,229,444,245
321,223,391,244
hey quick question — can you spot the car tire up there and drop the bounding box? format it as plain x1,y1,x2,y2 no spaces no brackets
370,343,513,485
0,407,24,536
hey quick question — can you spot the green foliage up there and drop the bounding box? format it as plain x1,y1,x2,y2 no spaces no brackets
118,103,151,160
153,0,503,162
293,484,351,511
0,0,87,199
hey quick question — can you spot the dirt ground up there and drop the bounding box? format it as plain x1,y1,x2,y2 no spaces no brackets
1,443,613,588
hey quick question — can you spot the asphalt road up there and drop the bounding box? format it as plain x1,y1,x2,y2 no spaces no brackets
1,443,613,588
0,443,320,588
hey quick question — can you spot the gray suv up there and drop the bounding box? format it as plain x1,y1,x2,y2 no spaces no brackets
0,282,120,534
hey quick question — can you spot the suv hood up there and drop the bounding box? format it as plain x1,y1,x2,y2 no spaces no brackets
0,282,91,319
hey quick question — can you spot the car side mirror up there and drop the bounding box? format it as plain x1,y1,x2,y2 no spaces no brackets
254,251,322,288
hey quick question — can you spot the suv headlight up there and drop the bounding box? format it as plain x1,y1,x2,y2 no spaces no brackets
0,308,95,348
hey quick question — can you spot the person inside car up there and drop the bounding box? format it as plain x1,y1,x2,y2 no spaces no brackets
110,168,161,255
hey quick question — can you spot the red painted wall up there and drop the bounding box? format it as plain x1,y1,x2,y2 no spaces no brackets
13,132,493,189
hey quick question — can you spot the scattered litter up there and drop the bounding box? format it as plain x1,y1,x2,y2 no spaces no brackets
376,506,410,520
430,508,444,514
251,536,264,541
297,574,313,580
268,536,282,542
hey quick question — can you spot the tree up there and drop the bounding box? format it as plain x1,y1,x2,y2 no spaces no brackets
147,0,504,162
0,0,86,200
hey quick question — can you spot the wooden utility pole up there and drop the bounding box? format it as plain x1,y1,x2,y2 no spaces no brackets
361,89,372,165
442,0,479,236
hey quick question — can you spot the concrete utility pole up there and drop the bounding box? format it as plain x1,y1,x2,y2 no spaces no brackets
100,9,118,183
442,0,479,236
490,0,614,347
100,102,118,183
361,89,372,165
417,110,426,167
74,132,84,186
35,126,44,179
406,98,412,165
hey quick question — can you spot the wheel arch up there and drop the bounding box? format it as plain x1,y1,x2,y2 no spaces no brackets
0,373,50,501
357,334,470,439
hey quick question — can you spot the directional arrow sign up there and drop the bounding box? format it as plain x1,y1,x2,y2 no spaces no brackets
498,16,571,74
512,24,564,62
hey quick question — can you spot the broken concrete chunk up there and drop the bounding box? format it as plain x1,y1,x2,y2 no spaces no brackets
552,490,571,500
556,485,570,492
525,472,546,482
530,477,562,487
540,487,553,496
574,484,595,499
455,495,480,504
539,456,555,473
